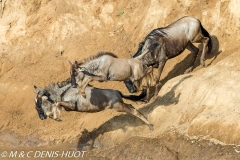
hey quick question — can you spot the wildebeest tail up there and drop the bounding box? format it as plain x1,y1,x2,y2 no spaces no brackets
200,23,212,53
119,89,146,101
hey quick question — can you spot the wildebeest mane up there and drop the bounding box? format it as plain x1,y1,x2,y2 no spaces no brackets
78,51,118,65
43,78,71,92
134,16,205,58
133,28,168,57
40,78,71,103
145,28,168,40
57,78,71,88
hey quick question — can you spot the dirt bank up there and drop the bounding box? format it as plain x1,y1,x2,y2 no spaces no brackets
87,131,240,160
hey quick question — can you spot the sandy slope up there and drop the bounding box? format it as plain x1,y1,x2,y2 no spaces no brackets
0,0,240,158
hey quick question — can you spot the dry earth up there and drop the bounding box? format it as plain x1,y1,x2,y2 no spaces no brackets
0,0,240,159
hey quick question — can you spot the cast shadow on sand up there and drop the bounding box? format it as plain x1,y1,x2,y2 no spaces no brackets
76,75,192,150
161,35,221,85
139,75,192,115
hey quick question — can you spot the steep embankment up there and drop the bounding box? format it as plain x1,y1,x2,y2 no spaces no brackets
0,0,240,157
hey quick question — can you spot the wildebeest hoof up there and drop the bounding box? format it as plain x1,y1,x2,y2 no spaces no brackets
141,98,149,103
55,118,62,122
149,124,154,131
200,61,205,67
154,83,162,97
184,67,193,74
153,95,158,100
81,92,86,98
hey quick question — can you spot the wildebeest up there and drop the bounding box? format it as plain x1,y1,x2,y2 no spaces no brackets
70,59,154,102
124,16,212,96
34,79,153,130
70,51,154,99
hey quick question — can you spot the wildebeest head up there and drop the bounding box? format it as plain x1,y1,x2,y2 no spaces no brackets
34,86,52,120
69,60,79,88
125,42,159,93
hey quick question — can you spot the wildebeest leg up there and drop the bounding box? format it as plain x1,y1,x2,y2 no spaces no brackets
114,102,153,130
145,66,153,75
80,75,106,98
146,67,154,101
141,71,154,102
154,61,166,97
141,86,151,103
184,42,199,73
139,66,153,102
80,76,93,98
200,37,209,67
52,103,62,122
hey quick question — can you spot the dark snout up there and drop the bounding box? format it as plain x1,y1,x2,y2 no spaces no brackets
124,79,138,93
39,113,47,120
36,108,47,120
35,99,47,120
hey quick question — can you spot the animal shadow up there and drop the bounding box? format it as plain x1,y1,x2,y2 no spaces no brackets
140,75,192,115
206,35,221,66
77,114,147,150
161,35,221,85
77,75,192,150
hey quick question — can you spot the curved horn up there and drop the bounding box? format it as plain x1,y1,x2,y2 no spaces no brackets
34,85,44,94
34,85,39,92
34,86,47,96
68,60,73,65
74,61,78,68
